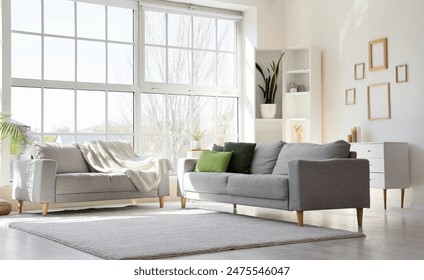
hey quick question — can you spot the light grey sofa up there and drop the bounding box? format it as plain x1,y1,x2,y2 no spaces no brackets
177,140,370,226
12,142,170,216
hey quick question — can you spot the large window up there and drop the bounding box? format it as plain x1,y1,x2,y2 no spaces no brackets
10,0,136,144
140,5,241,164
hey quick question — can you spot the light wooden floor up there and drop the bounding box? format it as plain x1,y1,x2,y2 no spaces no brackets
1,199,424,260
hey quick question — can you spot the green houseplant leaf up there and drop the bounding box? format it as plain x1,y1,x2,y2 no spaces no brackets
0,114,32,155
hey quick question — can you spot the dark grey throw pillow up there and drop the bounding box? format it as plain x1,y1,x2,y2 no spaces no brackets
212,144,224,152
272,140,351,175
224,142,257,174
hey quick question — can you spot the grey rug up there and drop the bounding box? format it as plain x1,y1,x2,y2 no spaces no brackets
8,207,365,259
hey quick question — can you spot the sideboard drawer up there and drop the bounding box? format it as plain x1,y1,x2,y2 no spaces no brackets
369,158,384,173
353,144,384,159
370,172,385,188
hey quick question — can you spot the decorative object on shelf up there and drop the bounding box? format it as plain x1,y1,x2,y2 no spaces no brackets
368,38,388,72
255,50,286,119
289,81,298,92
189,127,206,150
345,88,356,105
294,124,303,143
354,63,365,80
396,64,408,83
367,82,391,120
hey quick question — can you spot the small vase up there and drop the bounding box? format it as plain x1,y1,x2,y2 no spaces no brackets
260,104,277,119
191,140,201,150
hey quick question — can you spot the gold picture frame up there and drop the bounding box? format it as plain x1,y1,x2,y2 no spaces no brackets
345,88,356,105
368,38,388,72
396,64,408,83
367,83,391,120
354,63,365,80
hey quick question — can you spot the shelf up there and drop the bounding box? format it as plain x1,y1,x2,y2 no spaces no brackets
256,118,283,122
286,91,310,96
285,69,310,74
286,117,308,121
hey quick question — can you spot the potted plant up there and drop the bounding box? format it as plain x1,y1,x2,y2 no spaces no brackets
0,115,31,155
189,127,206,150
255,50,286,119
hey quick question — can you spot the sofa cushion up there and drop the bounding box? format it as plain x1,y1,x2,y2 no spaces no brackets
56,173,138,195
184,172,231,194
272,140,351,175
212,144,224,152
227,174,289,200
195,151,233,172
224,142,256,174
250,141,285,174
32,142,89,174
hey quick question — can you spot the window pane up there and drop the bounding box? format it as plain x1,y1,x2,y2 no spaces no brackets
167,95,190,135
193,51,216,86
76,135,106,143
144,11,166,45
108,43,133,85
44,37,75,81
168,14,191,47
192,96,216,149
77,2,105,39
168,48,191,84
108,7,133,43
108,92,133,134
44,0,74,36
11,0,41,33
45,135,74,144
12,34,41,79
193,17,216,50
11,87,42,133
44,89,74,133
218,53,235,87
141,93,165,134
77,91,105,133
145,46,166,83
217,97,238,136
217,19,235,51
140,135,166,158
169,135,190,166
77,40,106,83
107,135,133,144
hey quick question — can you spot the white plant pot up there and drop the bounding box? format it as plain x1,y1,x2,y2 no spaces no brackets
191,140,201,150
260,104,277,119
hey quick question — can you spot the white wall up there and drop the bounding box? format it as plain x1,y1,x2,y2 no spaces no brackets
282,0,424,206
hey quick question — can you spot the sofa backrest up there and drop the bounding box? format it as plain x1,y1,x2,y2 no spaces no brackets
272,140,351,175
250,141,285,174
31,142,90,173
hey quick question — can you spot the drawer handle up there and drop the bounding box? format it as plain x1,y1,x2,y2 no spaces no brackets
367,150,371,152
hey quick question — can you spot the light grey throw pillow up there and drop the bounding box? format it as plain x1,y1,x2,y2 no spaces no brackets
250,141,285,174
272,140,351,175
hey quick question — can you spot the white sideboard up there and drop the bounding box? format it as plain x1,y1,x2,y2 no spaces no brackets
350,142,409,209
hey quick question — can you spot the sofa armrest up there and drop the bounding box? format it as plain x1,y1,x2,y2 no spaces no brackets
177,158,198,197
288,158,370,211
12,159,58,203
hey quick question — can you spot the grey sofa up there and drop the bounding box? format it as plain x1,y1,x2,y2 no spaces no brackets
12,142,170,216
177,140,370,226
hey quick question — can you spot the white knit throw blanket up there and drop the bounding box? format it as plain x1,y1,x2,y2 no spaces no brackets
76,141,174,193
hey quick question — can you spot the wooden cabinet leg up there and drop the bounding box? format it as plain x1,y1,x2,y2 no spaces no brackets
383,189,387,210
356,208,363,225
159,196,164,208
401,189,405,208
181,197,186,209
41,203,49,216
296,211,304,226
18,200,24,213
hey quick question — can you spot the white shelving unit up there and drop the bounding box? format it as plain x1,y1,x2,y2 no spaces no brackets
283,45,322,143
253,45,321,143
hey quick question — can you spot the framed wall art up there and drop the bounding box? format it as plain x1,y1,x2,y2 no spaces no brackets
367,82,391,120
345,88,356,105
368,38,388,72
396,64,408,83
354,63,365,80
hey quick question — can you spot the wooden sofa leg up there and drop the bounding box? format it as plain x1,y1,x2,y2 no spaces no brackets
356,208,363,225
41,203,49,216
132,198,138,205
181,197,186,209
159,196,164,208
233,204,237,209
296,211,304,226
18,200,24,213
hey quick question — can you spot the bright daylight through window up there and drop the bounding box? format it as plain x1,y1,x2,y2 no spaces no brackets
8,0,241,167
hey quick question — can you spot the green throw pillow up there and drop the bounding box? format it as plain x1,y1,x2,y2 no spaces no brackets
224,142,257,174
195,151,233,172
